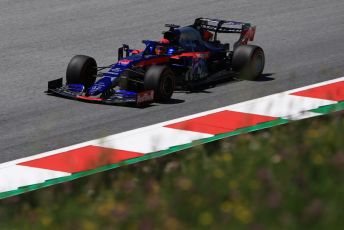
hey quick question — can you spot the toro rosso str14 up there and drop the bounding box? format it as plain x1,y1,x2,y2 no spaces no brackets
47,18,265,105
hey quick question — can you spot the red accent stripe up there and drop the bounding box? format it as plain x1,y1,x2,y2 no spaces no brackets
165,111,276,135
118,59,132,65
19,146,143,173
76,96,103,101
171,52,210,59
130,50,143,55
136,57,170,67
291,81,344,101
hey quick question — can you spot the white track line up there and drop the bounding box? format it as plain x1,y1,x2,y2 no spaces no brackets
0,165,70,193
227,94,335,117
94,127,212,153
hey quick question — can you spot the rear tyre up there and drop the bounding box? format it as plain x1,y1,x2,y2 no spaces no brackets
144,65,175,102
232,45,265,80
66,55,97,88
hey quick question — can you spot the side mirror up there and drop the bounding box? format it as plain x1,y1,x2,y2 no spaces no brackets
118,44,130,60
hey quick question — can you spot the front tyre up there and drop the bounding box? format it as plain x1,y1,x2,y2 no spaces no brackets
66,55,97,88
144,65,176,102
232,45,265,80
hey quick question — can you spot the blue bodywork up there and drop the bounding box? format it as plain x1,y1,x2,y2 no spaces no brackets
47,18,256,105
64,39,184,102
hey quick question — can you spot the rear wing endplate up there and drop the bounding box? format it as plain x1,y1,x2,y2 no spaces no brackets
194,18,256,44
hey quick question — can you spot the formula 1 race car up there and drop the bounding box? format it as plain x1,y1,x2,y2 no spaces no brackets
47,18,265,105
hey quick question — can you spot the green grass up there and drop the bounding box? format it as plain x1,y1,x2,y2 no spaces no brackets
1,112,343,230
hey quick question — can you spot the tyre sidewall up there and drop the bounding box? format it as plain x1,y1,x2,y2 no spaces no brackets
144,65,175,102
66,55,97,88
232,45,265,80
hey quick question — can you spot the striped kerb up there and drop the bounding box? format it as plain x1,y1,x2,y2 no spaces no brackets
1,77,343,199
19,146,143,173
291,81,344,101
165,110,277,134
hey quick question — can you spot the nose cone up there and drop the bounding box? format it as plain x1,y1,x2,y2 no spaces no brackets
87,77,112,96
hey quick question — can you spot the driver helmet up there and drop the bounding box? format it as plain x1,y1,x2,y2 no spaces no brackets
155,45,166,55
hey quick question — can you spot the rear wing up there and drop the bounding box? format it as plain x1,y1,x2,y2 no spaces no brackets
193,18,256,45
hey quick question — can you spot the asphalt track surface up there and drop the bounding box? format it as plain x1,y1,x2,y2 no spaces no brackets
0,0,344,163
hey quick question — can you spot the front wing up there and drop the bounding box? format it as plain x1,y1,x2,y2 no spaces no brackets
47,78,154,105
